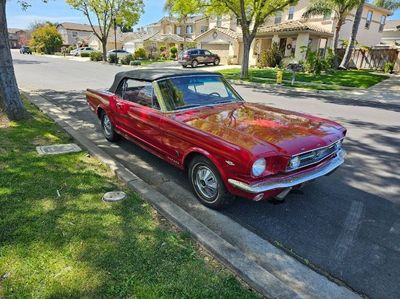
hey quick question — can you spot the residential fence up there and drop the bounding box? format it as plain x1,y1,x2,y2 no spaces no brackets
336,48,400,73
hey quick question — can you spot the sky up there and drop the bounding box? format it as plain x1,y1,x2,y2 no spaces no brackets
6,0,166,29
6,0,400,30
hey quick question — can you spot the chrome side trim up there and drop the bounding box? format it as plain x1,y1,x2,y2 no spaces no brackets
228,150,345,194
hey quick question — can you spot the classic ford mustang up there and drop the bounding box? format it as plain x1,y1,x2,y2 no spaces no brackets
86,69,346,209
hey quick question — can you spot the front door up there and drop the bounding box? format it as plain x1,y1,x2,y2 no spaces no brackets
279,38,287,55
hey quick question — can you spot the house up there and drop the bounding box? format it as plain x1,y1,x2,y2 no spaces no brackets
380,20,400,46
194,1,391,65
87,28,124,52
56,22,96,47
123,16,209,55
8,28,30,48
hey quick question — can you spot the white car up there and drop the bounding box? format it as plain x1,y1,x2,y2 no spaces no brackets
107,49,130,59
70,47,95,56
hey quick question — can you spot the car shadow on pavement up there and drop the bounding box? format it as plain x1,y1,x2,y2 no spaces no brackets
13,59,48,65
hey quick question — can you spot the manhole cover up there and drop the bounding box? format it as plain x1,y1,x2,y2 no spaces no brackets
102,191,126,202
36,143,82,155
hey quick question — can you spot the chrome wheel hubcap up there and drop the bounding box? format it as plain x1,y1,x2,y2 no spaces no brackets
103,115,112,136
194,165,218,200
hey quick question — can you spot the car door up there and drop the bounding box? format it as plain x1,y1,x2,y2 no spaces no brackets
197,50,206,64
203,50,213,63
115,78,164,152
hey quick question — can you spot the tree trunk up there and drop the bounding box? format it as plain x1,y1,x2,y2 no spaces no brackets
339,2,364,69
102,39,107,61
0,0,26,120
332,19,343,69
241,35,253,79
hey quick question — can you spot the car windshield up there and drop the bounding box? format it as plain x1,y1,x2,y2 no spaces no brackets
157,75,243,111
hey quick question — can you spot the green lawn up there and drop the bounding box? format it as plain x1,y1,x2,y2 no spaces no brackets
220,68,389,90
0,101,258,298
139,59,173,65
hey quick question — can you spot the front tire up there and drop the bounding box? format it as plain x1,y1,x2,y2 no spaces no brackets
101,112,119,142
213,58,220,66
191,59,198,68
188,156,233,209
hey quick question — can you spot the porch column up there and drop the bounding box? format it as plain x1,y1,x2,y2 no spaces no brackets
272,34,280,46
294,33,310,61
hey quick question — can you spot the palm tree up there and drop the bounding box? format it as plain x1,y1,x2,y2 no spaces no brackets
302,0,362,68
373,0,400,11
339,0,365,69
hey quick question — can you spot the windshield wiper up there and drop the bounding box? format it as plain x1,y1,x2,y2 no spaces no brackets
174,104,201,110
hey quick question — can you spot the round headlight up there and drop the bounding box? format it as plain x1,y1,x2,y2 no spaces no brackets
252,158,266,177
289,156,301,169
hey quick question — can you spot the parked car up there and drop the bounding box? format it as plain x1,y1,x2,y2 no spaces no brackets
70,47,95,56
19,46,32,54
107,49,130,59
86,70,346,209
178,49,220,68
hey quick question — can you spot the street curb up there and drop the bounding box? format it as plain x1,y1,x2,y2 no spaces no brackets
22,90,362,299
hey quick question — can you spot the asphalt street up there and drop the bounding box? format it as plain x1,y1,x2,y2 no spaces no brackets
13,51,400,299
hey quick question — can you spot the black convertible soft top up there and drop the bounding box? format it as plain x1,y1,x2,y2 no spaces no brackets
109,69,220,93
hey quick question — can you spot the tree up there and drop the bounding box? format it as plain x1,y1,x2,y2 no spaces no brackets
66,0,144,61
373,0,400,11
164,0,201,48
204,0,296,79
303,0,361,68
30,25,63,54
339,0,364,69
0,0,27,120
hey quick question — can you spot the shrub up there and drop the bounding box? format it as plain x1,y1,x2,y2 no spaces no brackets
384,62,394,73
90,51,103,61
108,53,118,64
120,54,134,65
257,43,283,68
134,48,147,59
301,47,334,75
130,60,142,66
170,46,178,59
80,52,90,57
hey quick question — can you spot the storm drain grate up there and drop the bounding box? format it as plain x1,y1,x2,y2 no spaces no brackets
36,143,82,155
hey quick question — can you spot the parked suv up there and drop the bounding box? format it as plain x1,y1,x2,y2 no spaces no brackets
20,46,32,54
70,47,95,56
178,49,220,68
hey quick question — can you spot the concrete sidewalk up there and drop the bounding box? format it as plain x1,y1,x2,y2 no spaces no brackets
23,90,361,299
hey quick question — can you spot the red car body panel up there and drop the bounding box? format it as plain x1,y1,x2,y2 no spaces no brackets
86,84,346,200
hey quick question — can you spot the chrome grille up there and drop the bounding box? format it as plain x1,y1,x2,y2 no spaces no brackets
287,140,342,172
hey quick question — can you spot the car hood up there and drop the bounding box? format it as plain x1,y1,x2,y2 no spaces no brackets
170,102,345,156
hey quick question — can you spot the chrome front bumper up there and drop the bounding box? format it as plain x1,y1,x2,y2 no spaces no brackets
228,150,345,194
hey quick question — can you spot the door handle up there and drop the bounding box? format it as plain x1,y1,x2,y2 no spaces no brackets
116,102,124,109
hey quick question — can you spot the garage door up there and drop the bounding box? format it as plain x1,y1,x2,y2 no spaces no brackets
201,44,230,64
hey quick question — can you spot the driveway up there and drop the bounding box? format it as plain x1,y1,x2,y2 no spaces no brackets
13,52,400,299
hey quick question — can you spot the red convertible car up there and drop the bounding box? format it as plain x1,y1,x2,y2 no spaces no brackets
86,69,346,209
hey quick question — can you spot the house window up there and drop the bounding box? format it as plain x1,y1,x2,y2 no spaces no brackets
323,11,331,20
379,15,386,32
186,25,193,34
274,12,282,24
365,11,373,29
200,26,208,33
216,16,222,27
176,26,181,34
72,31,78,38
288,6,295,20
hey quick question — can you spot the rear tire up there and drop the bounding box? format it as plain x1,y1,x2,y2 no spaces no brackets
188,156,233,209
191,60,198,68
101,112,119,142
214,58,220,66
